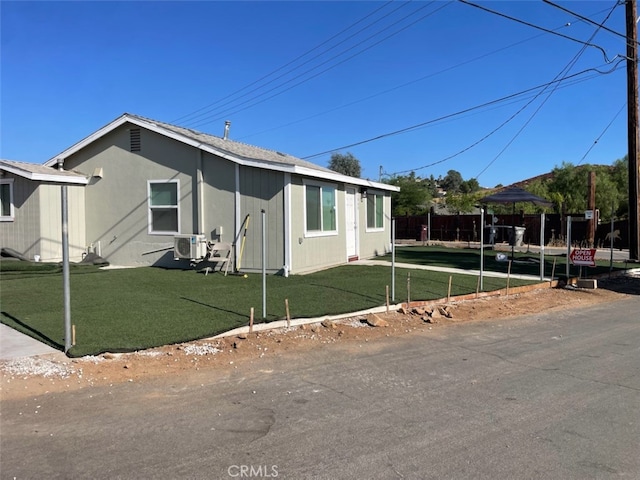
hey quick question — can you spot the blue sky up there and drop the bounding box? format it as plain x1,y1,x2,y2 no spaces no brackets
1,1,631,188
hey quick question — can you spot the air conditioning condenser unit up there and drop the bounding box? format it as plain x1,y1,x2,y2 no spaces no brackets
174,234,208,260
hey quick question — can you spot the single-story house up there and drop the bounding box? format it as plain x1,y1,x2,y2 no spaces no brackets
2,113,399,274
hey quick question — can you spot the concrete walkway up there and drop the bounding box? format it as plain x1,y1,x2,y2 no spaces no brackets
353,259,546,281
0,323,63,361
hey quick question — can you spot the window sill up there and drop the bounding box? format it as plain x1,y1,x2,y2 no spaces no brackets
304,230,338,238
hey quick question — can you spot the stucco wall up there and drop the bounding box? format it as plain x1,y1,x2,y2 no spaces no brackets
239,166,285,272
358,193,392,259
289,176,348,274
64,124,197,266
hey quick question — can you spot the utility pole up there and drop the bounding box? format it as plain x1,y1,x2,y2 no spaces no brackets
587,171,596,247
626,0,639,260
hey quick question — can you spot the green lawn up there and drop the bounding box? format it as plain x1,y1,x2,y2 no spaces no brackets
0,253,540,357
379,245,630,279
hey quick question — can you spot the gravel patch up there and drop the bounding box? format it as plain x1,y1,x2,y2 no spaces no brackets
182,343,222,356
1,357,75,378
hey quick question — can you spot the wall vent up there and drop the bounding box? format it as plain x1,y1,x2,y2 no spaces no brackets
130,128,141,152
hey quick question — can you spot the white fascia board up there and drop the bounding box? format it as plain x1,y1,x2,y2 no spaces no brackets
30,172,89,184
291,166,400,192
0,165,88,184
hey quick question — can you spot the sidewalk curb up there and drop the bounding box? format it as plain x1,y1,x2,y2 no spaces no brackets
211,280,558,341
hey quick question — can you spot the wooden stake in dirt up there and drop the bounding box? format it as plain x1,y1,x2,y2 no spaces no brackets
249,307,254,333
386,285,390,313
407,273,411,306
447,275,453,302
476,275,480,298
506,260,512,296
285,299,291,328
551,257,557,286
72,324,76,346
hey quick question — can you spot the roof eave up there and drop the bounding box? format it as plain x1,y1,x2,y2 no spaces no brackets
0,164,88,185
43,113,399,191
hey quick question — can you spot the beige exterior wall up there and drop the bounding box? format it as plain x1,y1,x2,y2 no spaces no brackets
358,192,392,259
38,184,86,262
0,176,85,262
201,151,236,245
0,175,41,260
288,179,391,274
289,176,348,274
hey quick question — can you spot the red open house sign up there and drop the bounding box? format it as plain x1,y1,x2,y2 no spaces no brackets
569,248,597,267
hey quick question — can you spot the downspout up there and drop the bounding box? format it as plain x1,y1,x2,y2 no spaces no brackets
283,172,292,275
235,163,241,268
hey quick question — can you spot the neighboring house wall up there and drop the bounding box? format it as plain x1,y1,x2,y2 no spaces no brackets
1,175,40,259
38,184,86,262
0,175,85,261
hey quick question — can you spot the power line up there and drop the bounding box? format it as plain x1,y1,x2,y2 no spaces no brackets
185,1,452,129
576,102,627,166
543,0,635,44
459,0,622,64
474,1,621,180
301,62,624,162
238,20,571,142
238,6,618,142
171,1,400,124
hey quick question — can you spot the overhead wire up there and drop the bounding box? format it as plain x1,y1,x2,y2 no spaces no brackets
238,5,617,142
576,102,627,166
301,61,624,163
474,0,620,180
542,0,637,44
185,1,452,129
458,0,622,64
170,1,400,124
239,19,571,141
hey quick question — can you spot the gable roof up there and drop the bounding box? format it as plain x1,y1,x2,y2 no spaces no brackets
0,159,88,185
44,113,398,192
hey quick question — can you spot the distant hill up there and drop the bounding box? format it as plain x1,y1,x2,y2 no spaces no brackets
503,164,613,190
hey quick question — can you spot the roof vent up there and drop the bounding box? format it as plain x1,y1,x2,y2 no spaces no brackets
223,121,231,140
130,128,141,152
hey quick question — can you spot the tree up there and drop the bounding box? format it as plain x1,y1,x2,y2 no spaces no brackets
460,178,480,194
441,170,463,194
385,172,432,216
328,152,361,177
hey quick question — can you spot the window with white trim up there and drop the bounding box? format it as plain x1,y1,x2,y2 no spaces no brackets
0,179,14,221
148,180,179,234
366,192,384,230
305,183,337,234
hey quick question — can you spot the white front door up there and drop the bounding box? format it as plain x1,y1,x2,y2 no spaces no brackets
345,188,357,259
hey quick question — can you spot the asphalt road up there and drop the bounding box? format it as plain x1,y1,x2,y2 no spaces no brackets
2,297,639,480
